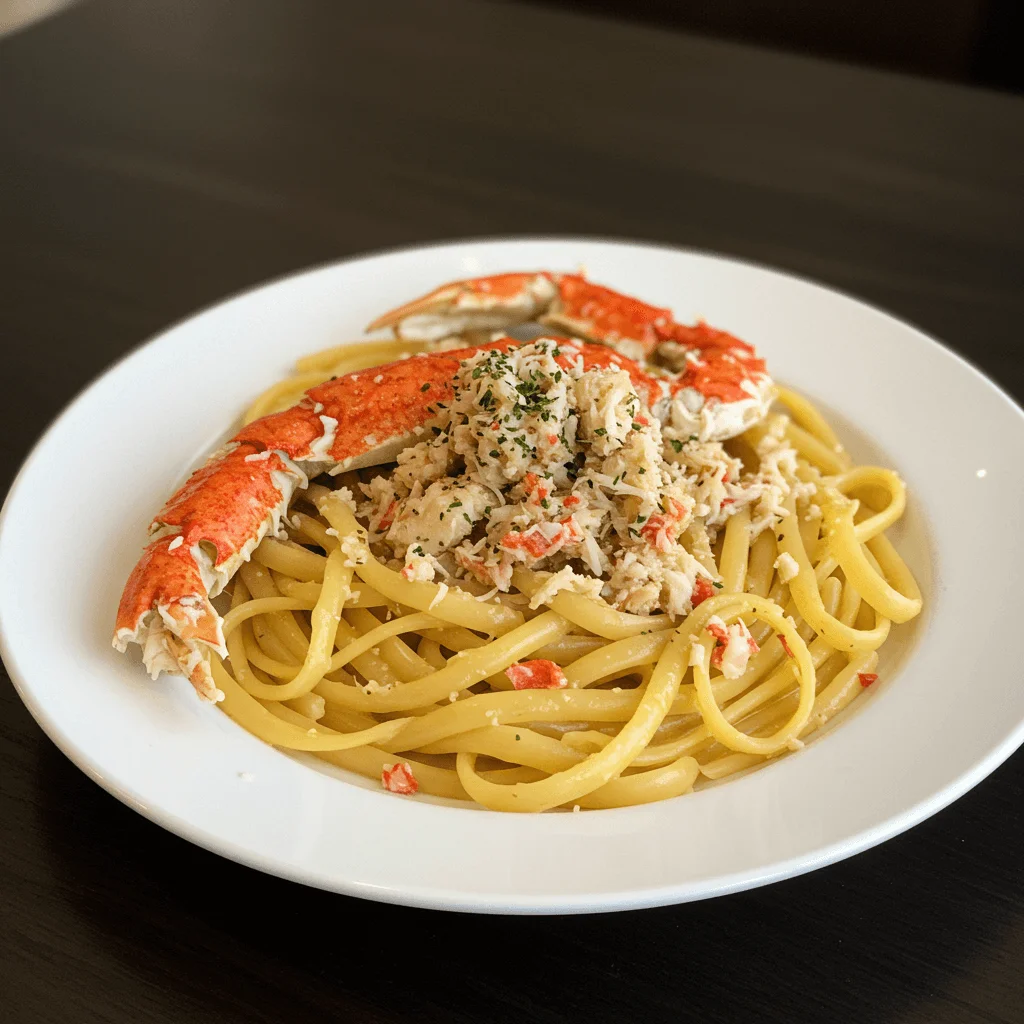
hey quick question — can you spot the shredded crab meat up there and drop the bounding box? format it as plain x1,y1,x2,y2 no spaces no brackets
706,616,760,679
381,762,418,794
400,546,449,583
355,338,809,618
505,659,568,690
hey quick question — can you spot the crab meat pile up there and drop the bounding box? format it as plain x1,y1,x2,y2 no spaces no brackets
357,339,812,618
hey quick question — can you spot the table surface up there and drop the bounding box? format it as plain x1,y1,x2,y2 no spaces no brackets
2,2,1024,1021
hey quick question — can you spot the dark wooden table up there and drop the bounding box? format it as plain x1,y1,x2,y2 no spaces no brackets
2,2,1023,1021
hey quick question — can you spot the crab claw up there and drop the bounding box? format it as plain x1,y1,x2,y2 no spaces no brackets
370,271,773,438
115,533,227,701
368,270,759,367
366,273,560,343
367,271,678,358
661,331,772,441
113,342,509,700
539,274,676,358
113,337,667,699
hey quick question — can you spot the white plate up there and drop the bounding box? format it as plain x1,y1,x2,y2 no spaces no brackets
2,238,1023,914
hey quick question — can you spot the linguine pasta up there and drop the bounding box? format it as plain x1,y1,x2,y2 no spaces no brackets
208,339,923,812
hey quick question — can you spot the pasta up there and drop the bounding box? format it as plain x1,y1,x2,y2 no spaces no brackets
207,336,924,812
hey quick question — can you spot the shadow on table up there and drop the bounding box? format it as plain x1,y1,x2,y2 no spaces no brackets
35,739,1024,1024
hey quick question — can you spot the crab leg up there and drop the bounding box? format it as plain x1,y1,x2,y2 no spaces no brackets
113,338,667,701
367,270,759,362
367,271,771,436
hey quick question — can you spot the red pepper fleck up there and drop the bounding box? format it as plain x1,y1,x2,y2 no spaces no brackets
381,762,418,795
378,499,399,532
691,576,715,607
563,495,581,507
778,633,795,658
858,672,878,688
506,659,568,690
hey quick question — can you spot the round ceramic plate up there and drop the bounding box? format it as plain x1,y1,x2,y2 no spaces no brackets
2,238,1022,913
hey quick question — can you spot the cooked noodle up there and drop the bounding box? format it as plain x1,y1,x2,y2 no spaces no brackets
208,339,923,812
